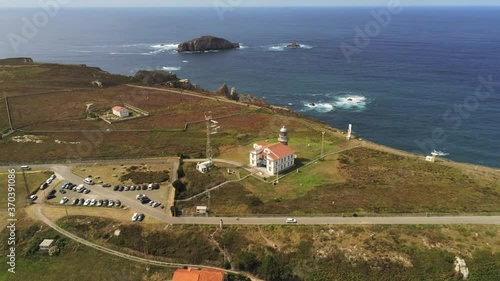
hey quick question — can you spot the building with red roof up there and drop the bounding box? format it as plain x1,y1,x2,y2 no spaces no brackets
249,126,295,175
112,106,129,118
172,268,227,281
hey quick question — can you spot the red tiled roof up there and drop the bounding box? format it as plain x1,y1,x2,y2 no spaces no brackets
112,106,126,111
172,268,225,281
257,142,294,160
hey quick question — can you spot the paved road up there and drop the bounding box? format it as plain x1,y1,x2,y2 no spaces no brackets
33,205,264,280
4,163,500,225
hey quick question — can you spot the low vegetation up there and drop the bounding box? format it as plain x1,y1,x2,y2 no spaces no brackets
20,216,500,281
119,170,169,184
179,147,500,215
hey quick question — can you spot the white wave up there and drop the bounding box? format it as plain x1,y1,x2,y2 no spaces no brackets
432,150,450,157
151,43,178,50
77,50,92,53
267,43,313,51
110,52,141,55
268,45,285,51
162,66,181,71
239,44,249,49
304,102,334,113
182,60,189,63
332,95,368,111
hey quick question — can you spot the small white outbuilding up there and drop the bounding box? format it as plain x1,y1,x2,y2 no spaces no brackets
112,106,130,118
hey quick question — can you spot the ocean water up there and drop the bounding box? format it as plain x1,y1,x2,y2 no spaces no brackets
0,7,499,168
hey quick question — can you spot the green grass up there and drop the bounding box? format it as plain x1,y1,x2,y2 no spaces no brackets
180,147,500,215
0,169,50,222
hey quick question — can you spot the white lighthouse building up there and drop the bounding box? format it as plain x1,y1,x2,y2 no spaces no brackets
249,126,295,175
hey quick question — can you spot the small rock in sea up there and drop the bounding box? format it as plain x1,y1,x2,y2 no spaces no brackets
347,98,353,101
310,103,316,107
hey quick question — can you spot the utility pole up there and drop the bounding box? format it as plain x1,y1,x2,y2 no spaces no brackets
321,131,325,160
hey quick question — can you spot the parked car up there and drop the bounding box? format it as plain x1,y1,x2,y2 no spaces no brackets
29,195,37,201
40,182,49,190
49,174,56,181
286,218,297,224
130,186,136,191
83,178,94,185
78,198,84,205
108,200,114,207
59,189,66,194
102,183,111,188
46,194,56,200
137,214,145,222
59,197,69,204
148,183,153,190
153,183,160,190
21,165,31,170
115,200,121,207
119,186,124,192
142,184,147,190
124,186,130,191
83,199,91,206
83,189,91,194
72,198,79,205
102,200,109,207
131,213,138,222
136,194,144,200
48,189,57,196
90,199,96,206
46,179,52,185
113,185,120,191
97,200,103,207
141,198,151,204
148,200,155,206
152,202,161,208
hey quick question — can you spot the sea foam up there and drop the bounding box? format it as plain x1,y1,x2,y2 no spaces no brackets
162,66,181,71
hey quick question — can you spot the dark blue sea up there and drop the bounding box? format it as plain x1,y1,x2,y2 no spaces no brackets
0,7,499,168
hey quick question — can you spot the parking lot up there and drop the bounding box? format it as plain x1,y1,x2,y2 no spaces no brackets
31,169,172,222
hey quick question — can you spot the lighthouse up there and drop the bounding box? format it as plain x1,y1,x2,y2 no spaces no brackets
346,124,352,140
278,126,289,145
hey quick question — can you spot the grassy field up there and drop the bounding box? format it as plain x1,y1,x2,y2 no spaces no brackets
179,147,500,215
0,169,51,223
0,216,177,281
5,214,497,281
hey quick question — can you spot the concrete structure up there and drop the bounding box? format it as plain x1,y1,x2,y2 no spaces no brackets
196,161,213,173
346,124,352,140
112,106,130,118
39,239,55,251
426,151,438,162
196,206,208,214
172,268,226,281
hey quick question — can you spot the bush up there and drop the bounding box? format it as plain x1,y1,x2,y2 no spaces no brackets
120,170,169,184
235,251,260,274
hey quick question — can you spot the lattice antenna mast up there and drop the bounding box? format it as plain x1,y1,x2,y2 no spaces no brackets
205,112,220,162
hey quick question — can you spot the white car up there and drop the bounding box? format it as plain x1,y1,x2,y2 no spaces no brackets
49,174,56,180
29,195,38,201
131,213,138,222
152,202,161,208
83,199,91,206
108,200,114,207
83,178,94,185
46,179,52,184
59,197,68,205
286,218,297,224
90,199,96,206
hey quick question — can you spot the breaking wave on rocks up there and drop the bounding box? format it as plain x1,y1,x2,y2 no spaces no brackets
267,43,313,51
162,66,182,71
303,94,369,113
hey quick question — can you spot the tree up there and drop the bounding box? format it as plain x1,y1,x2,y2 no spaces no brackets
235,251,260,274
